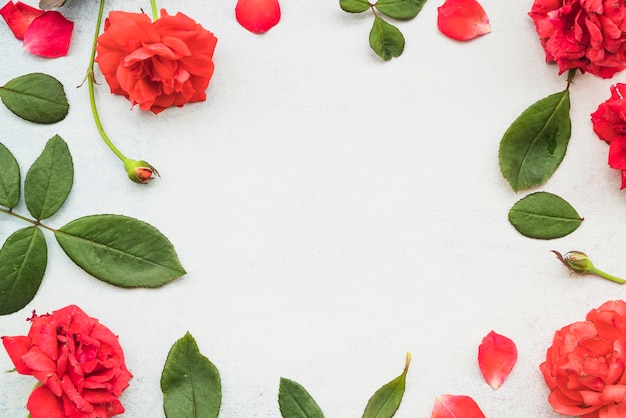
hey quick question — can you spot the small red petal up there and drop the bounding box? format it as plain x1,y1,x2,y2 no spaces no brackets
1,335,33,374
431,394,486,418
437,0,491,41
235,0,281,34
477,330,517,390
22,10,73,57
0,0,44,40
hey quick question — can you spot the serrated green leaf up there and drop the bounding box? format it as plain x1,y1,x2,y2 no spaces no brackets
54,214,186,287
375,0,427,20
279,378,325,418
0,227,47,315
25,135,73,220
161,332,221,418
362,353,411,418
340,0,371,13
0,73,69,124
508,192,582,239
499,90,571,192
369,17,404,60
0,142,20,209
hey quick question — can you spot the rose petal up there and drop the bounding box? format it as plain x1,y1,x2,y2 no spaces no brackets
478,330,517,390
235,0,280,34
431,394,487,418
0,0,44,40
437,0,491,41
27,385,64,418
1,335,32,374
22,10,73,57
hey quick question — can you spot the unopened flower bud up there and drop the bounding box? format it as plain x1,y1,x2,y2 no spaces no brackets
552,250,625,284
124,159,159,184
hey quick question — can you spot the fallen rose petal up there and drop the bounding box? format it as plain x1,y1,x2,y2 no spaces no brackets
235,0,280,34
0,0,44,40
431,394,486,418
22,10,73,57
478,330,517,389
437,0,491,41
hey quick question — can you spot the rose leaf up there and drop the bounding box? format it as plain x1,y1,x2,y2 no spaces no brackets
0,142,21,209
278,378,325,418
375,0,427,20
161,332,221,418
24,134,73,221
0,73,69,124
54,214,186,288
478,331,517,390
0,227,47,315
508,191,583,239
431,394,486,418
340,0,370,13
362,353,410,418
369,16,404,60
499,90,571,192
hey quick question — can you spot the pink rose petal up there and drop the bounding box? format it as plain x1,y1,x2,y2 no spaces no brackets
478,330,517,390
431,394,486,418
0,0,44,40
235,0,280,34
437,0,491,41
23,10,73,57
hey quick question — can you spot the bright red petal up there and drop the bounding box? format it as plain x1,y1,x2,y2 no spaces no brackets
437,0,491,41
235,0,281,34
1,335,32,374
478,330,517,390
431,394,486,418
26,385,64,418
0,0,44,40
22,10,73,57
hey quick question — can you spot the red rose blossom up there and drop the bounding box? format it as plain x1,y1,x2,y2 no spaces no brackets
540,300,626,417
95,9,217,114
591,83,626,189
2,305,132,418
528,0,626,79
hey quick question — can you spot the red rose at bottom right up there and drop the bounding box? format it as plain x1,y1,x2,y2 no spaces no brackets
541,300,626,417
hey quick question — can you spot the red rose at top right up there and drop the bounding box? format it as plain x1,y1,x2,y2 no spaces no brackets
529,0,626,79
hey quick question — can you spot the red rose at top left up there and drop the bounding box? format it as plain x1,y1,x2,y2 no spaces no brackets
2,305,132,418
95,9,218,114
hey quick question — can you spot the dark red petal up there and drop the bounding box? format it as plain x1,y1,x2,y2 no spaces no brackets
0,1,44,40
437,0,491,41
235,0,280,34
478,330,517,390
22,10,73,57
431,394,486,418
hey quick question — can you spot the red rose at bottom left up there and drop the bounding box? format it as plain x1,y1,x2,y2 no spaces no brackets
2,305,132,418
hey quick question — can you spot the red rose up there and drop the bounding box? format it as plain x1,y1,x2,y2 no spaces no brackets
95,9,217,114
540,300,626,417
528,0,626,79
2,305,132,418
591,83,626,188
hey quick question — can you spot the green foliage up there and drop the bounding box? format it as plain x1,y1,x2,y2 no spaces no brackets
340,0,370,13
370,16,404,60
362,353,411,418
0,73,69,124
278,378,325,418
508,192,583,239
161,332,222,418
0,142,20,209
375,0,427,19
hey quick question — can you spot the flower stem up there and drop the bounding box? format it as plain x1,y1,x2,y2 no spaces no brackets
589,266,626,284
150,0,158,21
566,68,576,90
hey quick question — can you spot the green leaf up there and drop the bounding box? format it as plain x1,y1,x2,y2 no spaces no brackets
0,142,20,209
369,16,404,60
0,227,47,315
279,378,325,418
0,73,69,124
340,0,371,13
362,353,411,418
161,332,221,418
499,90,571,192
25,135,73,220
375,0,427,20
54,214,186,288
508,191,583,239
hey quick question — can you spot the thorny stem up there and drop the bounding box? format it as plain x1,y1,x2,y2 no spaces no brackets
0,208,57,233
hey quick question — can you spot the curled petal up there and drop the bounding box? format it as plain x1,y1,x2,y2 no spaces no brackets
437,0,491,41
235,0,281,34
0,0,44,40
23,10,73,57
431,394,486,418
478,330,518,390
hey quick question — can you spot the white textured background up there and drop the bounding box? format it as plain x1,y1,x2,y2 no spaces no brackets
1,0,626,416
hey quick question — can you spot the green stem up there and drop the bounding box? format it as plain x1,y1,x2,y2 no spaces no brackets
589,266,626,284
566,68,576,90
86,0,128,164
150,0,158,21
0,208,57,233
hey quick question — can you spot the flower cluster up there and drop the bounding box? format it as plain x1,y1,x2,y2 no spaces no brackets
592,83,626,189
